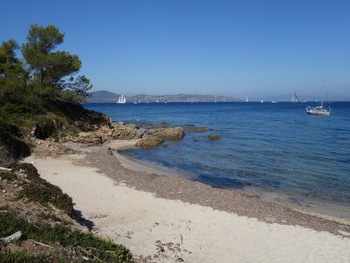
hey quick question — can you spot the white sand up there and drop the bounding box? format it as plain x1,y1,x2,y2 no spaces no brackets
25,150,350,262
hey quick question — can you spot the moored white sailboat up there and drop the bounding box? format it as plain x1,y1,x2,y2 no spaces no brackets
306,77,331,116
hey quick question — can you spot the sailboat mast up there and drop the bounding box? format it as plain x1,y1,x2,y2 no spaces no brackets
321,75,325,108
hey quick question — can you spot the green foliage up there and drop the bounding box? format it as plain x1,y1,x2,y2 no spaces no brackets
1,102,35,121
0,211,133,262
0,250,30,262
0,120,30,161
1,24,91,111
0,120,20,138
33,119,57,139
20,181,76,219
21,24,91,103
0,24,97,162
0,172,16,181
15,163,40,179
16,163,76,219
0,141,12,167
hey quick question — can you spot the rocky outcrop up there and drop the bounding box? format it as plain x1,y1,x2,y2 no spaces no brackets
111,122,143,140
62,132,104,145
146,126,185,139
135,136,165,148
60,122,144,146
73,109,112,131
45,119,186,149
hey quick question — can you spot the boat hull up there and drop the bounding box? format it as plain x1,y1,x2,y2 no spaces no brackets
306,106,331,116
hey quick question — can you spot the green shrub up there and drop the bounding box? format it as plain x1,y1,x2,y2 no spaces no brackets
20,180,76,220
15,163,40,179
1,102,34,119
0,172,16,181
16,163,76,219
0,141,13,167
0,250,29,262
0,123,31,160
0,120,20,138
0,211,133,262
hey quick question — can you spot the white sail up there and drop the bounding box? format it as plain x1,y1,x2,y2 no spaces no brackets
116,94,126,103
291,92,298,103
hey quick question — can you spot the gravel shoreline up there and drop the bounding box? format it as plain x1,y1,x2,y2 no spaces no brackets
85,145,350,238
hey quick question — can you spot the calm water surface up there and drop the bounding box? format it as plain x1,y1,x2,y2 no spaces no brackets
84,102,350,210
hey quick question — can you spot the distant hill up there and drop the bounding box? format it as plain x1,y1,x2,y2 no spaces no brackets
88,90,241,103
88,90,120,102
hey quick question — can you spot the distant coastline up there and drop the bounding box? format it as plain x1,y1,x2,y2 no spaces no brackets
87,90,350,103
87,90,241,103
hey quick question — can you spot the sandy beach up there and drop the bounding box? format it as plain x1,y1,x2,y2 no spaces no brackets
25,141,350,262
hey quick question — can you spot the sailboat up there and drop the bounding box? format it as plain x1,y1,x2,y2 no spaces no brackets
116,94,126,104
291,92,299,103
306,77,331,116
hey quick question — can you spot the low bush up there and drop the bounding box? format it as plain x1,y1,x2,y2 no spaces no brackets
15,163,40,179
0,172,16,181
0,211,133,262
16,163,76,219
0,140,13,167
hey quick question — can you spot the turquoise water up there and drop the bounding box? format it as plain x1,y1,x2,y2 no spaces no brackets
84,102,350,209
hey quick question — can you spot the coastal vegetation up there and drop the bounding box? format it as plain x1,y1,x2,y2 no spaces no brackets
0,25,133,261
0,24,107,164
0,162,133,262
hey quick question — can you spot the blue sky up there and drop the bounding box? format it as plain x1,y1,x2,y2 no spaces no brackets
1,0,349,100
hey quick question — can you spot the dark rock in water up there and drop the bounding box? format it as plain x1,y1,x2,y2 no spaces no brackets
187,127,209,132
135,136,164,148
146,126,185,139
207,134,221,141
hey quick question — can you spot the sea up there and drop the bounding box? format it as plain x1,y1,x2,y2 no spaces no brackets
84,101,350,216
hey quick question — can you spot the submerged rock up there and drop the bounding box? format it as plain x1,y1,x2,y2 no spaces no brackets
207,134,221,141
187,127,209,132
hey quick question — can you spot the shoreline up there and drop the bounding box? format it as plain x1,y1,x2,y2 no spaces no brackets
26,140,350,262
109,140,350,223
90,143,350,233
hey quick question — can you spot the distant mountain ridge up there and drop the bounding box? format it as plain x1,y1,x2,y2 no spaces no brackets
87,90,241,103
